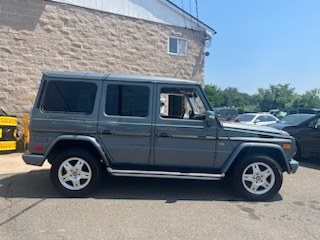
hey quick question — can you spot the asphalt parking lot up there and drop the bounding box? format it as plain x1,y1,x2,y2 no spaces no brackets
0,153,320,240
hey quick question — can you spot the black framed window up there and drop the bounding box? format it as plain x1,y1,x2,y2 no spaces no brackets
42,81,97,114
106,85,149,117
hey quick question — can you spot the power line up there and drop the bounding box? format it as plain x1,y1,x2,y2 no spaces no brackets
194,0,199,27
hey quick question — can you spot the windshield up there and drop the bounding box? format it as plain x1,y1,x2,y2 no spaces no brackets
279,114,314,125
236,114,255,122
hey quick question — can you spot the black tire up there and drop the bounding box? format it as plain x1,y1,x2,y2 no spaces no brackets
231,155,283,201
50,148,101,197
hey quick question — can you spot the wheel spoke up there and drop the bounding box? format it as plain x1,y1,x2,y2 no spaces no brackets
252,163,261,173
72,178,81,188
250,183,259,192
243,174,255,183
80,171,91,179
262,169,272,178
262,181,270,190
63,162,72,171
75,160,84,170
61,173,71,183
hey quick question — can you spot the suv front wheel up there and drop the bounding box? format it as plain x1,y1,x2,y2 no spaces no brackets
232,155,283,201
50,148,101,197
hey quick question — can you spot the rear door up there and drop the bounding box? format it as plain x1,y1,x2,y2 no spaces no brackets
98,81,153,165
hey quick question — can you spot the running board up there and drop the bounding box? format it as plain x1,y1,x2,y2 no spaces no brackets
107,167,224,180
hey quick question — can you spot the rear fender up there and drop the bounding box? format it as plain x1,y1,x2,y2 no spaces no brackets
45,135,111,166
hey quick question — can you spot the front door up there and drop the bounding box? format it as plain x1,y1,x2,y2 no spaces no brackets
154,84,217,169
98,82,153,165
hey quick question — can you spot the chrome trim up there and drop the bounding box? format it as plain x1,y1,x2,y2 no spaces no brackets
228,137,292,143
218,137,229,140
107,167,224,180
205,136,216,140
112,131,151,137
171,134,198,139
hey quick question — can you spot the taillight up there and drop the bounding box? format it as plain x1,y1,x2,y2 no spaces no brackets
34,145,44,152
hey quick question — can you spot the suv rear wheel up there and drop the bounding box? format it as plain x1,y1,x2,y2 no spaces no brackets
232,155,283,201
50,148,101,197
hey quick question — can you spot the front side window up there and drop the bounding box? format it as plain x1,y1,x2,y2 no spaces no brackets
168,37,188,55
106,85,149,117
42,81,97,114
160,87,206,120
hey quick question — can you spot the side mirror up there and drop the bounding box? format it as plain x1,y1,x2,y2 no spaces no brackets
205,111,216,125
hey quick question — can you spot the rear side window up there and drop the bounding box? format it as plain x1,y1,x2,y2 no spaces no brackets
42,81,97,114
105,85,149,117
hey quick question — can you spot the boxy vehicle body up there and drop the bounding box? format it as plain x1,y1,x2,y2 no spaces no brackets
23,72,298,201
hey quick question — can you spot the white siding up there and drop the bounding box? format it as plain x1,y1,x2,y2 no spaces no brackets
51,0,214,34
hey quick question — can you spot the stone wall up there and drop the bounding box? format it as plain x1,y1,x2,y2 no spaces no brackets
0,0,206,119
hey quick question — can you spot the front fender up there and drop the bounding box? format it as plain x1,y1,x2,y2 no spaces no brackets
221,142,290,173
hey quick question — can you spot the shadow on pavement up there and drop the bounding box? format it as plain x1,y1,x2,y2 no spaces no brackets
298,157,320,170
0,170,282,203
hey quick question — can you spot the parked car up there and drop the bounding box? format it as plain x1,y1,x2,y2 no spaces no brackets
213,107,238,121
23,71,298,201
269,114,320,159
268,109,287,120
235,113,279,126
287,108,320,115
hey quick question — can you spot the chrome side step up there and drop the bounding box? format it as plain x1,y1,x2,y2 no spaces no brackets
107,167,224,180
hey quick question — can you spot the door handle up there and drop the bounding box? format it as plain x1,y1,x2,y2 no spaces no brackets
158,133,170,138
99,129,112,135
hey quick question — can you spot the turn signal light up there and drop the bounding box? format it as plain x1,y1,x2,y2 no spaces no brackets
283,143,291,150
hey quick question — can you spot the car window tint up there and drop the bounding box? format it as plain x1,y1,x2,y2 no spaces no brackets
160,87,206,120
257,116,267,122
105,84,149,117
42,81,97,114
266,115,276,121
280,114,315,124
237,114,255,122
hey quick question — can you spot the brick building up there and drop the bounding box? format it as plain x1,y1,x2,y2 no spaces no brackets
0,0,215,119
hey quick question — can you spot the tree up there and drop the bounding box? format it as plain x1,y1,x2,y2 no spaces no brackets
205,83,320,113
292,89,320,108
204,85,224,107
255,84,296,111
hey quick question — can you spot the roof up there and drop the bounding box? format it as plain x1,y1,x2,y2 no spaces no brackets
165,0,216,34
51,0,215,36
43,71,199,85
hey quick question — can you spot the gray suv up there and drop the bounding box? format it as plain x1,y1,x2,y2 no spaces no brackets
23,72,298,201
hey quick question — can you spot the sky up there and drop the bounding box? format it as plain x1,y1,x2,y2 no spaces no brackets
172,0,320,94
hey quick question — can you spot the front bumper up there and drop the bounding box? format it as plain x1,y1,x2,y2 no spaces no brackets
22,153,46,166
288,159,299,173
